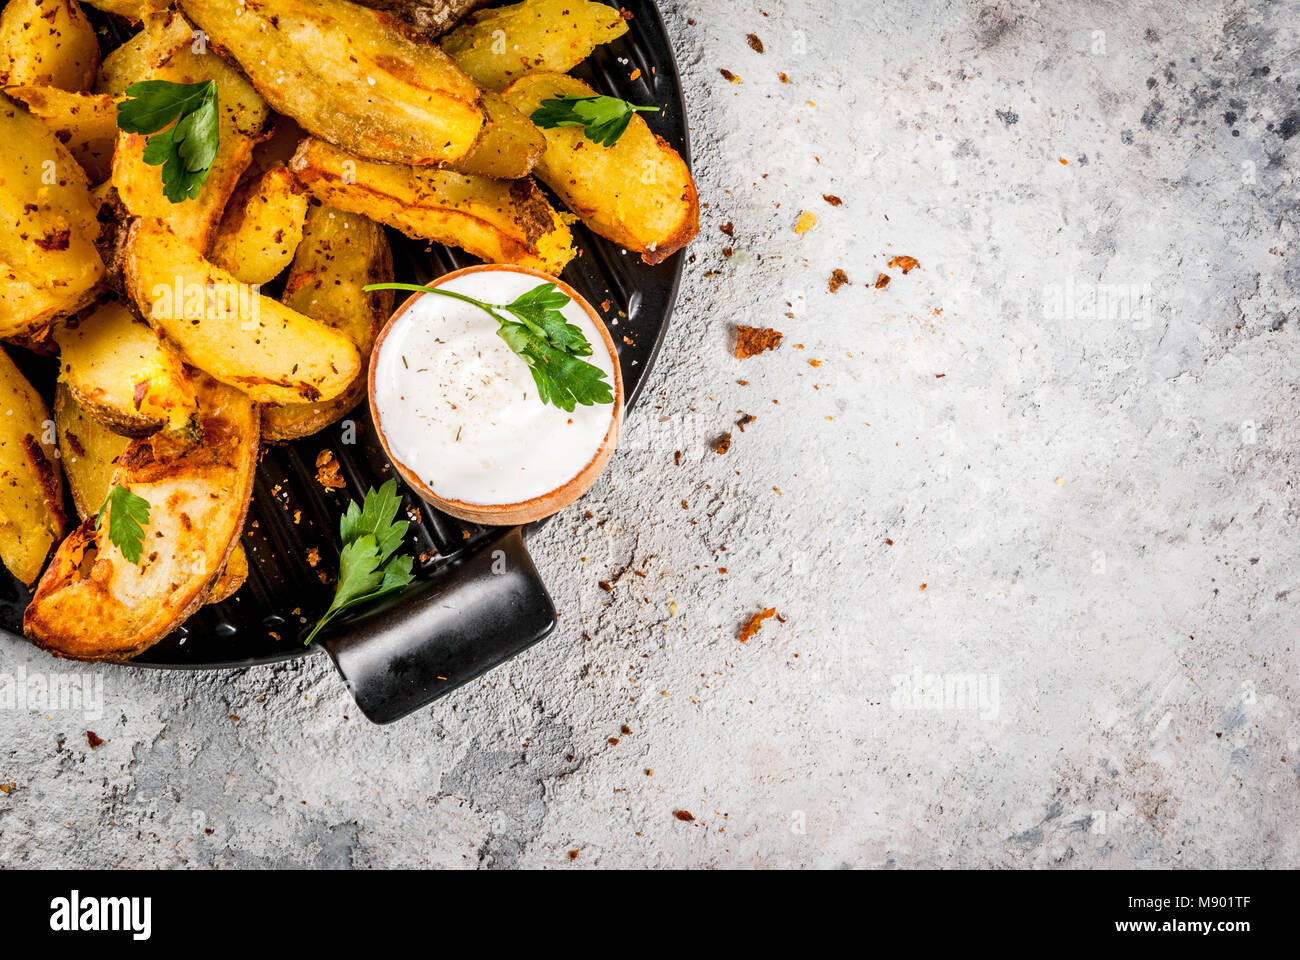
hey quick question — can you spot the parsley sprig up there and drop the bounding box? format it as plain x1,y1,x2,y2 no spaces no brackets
116,79,220,203
96,484,151,565
364,281,615,412
530,94,659,147
304,480,416,645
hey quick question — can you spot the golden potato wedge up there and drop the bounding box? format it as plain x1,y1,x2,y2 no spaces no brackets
441,0,628,91
262,205,393,441
0,0,100,91
205,540,247,604
0,93,106,341
448,89,545,180
503,73,698,264
179,0,484,166
25,373,259,661
5,86,118,183
290,138,575,274
0,348,67,586
210,166,309,285
54,300,199,438
111,12,270,252
122,218,362,405
54,382,129,519
94,27,150,96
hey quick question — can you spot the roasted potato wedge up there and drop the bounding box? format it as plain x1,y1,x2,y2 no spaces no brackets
54,382,129,519
94,26,150,96
205,539,247,604
5,85,118,183
448,89,545,180
503,73,698,264
179,0,484,166
123,218,362,405
0,93,106,341
290,137,575,274
25,373,258,661
54,300,199,438
441,0,628,91
210,166,309,285
111,12,270,252
0,0,100,91
0,348,67,586
262,205,393,441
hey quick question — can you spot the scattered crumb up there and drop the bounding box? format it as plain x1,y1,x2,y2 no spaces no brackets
779,72,789,83
735,326,782,358
828,268,850,293
739,607,777,642
874,273,891,288
306,547,321,568
720,221,734,237
628,67,641,81
747,33,764,53
86,731,104,749
315,449,345,489
823,194,843,206
719,68,740,83
887,255,920,273
736,413,756,431
567,849,579,860
794,210,818,234
673,810,696,822
715,432,732,454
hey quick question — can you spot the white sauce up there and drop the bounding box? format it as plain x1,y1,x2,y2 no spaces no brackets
373,270,616,506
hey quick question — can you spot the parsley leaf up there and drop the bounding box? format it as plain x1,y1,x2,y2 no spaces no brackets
363,282,615,412
117,79,220,203
530,94,659,147
95,484,151,565
304,480,416,645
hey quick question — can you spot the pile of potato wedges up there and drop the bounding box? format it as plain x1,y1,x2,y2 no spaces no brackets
0,0,698,661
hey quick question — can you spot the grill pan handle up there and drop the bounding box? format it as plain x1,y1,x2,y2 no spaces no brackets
323,526,556,723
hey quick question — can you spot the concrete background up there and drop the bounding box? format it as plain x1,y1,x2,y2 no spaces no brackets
3,0,1299,868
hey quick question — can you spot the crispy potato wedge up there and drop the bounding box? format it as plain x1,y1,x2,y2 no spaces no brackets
25,373,258,661
94,27,150,96
111,12,270,252
123,218,362,405
262,205,393,441
503,73,699,264
210,166,309,285
448,89,545,180
5,85,118,183
54,300,199,438
0,348,67,586
441,0,628,91
290,138,575,274
0,0,100,91
54,380,243,604
179,0,484,166
0,93,106,341
54,382,129,519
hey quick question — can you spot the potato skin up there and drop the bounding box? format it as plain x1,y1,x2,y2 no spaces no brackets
0,348,67,587
441,0,629,91
503,72,699,264
24,373,259,661
179,0,484,166
210,166,310,286
290,137,575,274
123,218,362,405
261,205,393,442
0,0,100,91
0,93,106,341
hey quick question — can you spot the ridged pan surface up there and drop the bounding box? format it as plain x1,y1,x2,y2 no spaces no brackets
0,0,689,668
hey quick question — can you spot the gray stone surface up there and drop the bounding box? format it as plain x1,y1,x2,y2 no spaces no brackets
2,0,1298,869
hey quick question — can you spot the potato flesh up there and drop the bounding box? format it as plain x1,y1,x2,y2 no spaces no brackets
55,300,199,437
111,13,270,253
210,166,310,285
4,86,118,183
179,0,484,166
25,375,259,661
262,205,393,441
94,28,150,97
503,72,699,264
123,218,362,405
447,89,545,180
290,137,575,274
0,94,105,340
0,348,66,586
54,383,129,520
441,0,629,91
0,0,100,91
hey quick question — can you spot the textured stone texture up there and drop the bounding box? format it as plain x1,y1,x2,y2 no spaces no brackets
2,0,1298,869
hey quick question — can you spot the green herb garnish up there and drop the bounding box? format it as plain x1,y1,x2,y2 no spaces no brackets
96,483,151,565
363,281,614,412
304,480,416,645
116,79,220,203
529,94,659,147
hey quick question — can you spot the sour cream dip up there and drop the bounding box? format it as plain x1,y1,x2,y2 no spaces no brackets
368,265,623,525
